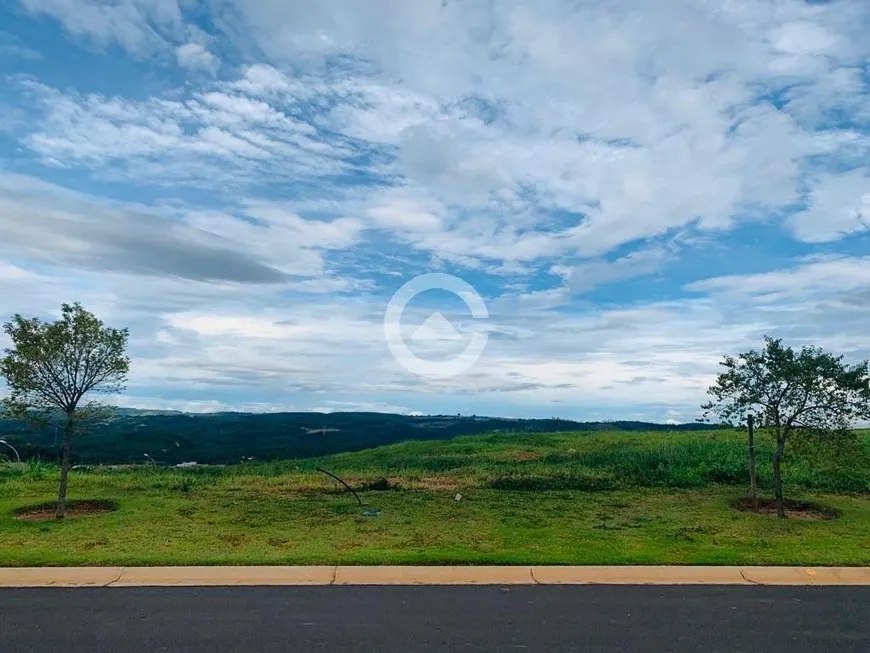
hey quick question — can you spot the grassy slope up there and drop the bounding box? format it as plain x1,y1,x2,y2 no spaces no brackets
0,429,868,566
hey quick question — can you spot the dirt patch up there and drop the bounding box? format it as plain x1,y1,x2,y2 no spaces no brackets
13,500,118,521
732,498,840,521
414,476,461,491
217,532,247,547
494,450,543,462
267,537,290,547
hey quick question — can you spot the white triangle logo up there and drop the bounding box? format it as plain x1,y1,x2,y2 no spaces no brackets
410,312,463,341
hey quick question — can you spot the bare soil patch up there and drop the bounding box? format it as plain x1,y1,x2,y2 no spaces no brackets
13,500,118,522
414,476,462,491
494,450,543,462
732,498,840,521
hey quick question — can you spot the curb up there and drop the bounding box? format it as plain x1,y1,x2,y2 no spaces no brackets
0,566,868,588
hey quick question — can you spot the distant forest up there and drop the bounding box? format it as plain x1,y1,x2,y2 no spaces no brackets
0,410,711,465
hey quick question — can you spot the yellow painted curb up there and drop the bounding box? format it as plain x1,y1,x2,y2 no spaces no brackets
0,566,868,588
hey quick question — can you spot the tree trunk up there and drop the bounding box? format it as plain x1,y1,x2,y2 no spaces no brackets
55,417,74,520
747,415,758,512
772,435,787,519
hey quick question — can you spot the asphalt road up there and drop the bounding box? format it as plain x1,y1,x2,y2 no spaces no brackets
1,586,868,652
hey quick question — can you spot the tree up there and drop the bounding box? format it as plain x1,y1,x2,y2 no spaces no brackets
703,337,870,518
0,304,129,518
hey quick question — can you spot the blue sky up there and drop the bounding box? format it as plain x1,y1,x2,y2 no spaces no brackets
1,0,869,421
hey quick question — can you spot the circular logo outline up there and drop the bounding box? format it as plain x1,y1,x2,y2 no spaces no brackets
384,273,489,378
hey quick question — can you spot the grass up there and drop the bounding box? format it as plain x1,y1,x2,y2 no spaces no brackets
0,428,868,567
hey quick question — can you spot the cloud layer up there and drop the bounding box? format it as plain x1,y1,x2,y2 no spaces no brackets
1,0,869,419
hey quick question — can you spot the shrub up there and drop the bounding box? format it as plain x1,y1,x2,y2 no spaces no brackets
360,477,397,491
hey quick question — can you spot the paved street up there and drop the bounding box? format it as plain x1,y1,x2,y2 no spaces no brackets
1,586,868,652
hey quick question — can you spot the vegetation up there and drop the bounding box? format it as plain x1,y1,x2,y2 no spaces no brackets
703,337,870,517
2,320,867,564
0,410,709,465
0,429,867,566
1,303,129,518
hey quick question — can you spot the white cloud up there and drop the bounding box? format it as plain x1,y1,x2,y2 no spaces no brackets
0,172,370,283
213,0,870,255
367,197,443,234
225,64,295,96
789,169,870,242
5,227,870,419
686,255,870,302
111,395,302,414
4,0,870,419
17,79,357,186
312,401,424,415
165,313,312,339
0,263,37,282
175,42,217,73
553,248,669,295
770,21,840,56
19,0,184,55
182,206,364,278
0,173,287,283
14,0,870,260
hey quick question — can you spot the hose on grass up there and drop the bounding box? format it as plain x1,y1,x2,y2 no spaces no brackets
316,467,364,506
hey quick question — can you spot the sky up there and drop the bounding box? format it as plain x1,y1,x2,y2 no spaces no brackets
0,0,869,422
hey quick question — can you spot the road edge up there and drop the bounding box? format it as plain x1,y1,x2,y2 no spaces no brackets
0,566,868,587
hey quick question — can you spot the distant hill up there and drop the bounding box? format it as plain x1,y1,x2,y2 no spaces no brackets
0,409,712,465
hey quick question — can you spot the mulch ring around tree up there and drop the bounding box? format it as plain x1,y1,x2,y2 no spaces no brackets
732,498,840,521
13,500,118,522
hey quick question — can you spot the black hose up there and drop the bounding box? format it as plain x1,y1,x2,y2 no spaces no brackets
316,468,363,506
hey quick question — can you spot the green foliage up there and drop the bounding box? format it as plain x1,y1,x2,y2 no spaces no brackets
1,303,130,517
489,472,618,491
0,428,869,566
1,303,130,417
703,336,870,432
0,458,54,482
6,427,864,494
480,434,869,493
0,411,709,465
703,336,870,514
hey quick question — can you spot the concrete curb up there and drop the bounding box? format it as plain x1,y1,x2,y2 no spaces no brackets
334,566,536,585
114,566,336,587
0,566,868,588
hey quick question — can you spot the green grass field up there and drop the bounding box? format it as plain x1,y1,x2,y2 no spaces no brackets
1,429,868,567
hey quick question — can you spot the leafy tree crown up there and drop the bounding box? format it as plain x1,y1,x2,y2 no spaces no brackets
1,303,129,418
703,336,870,434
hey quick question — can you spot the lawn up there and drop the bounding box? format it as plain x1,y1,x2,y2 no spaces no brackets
0,429,868,567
